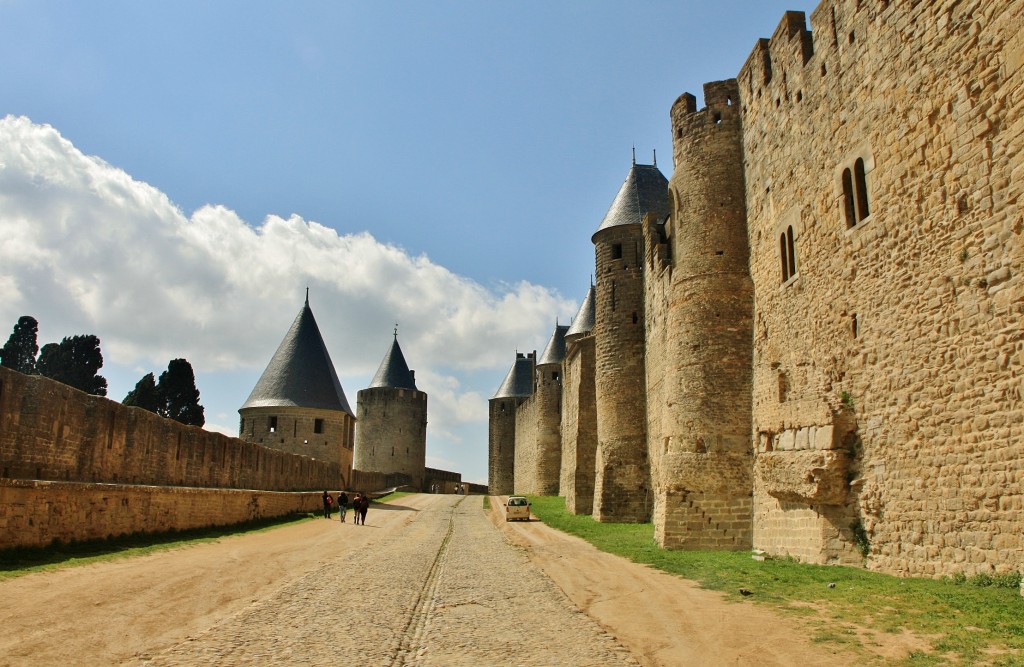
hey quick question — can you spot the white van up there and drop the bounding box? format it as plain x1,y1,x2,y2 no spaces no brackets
505,496,531,522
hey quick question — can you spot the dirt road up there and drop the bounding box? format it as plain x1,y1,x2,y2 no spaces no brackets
0,494,871,666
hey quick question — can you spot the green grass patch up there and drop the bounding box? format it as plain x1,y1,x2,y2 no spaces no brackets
482,495,491,510
0,513,315,581
528,495,1024,666
371,491,415,503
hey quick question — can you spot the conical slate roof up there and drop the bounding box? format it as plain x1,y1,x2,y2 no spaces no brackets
592,162,670,240
240,299,354,416
565,286,595,341
537,324,569,366
492,354,534,399
368,336,417,390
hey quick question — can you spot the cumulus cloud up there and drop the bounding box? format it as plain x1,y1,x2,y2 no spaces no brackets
0,115,575,479
0,115,573,368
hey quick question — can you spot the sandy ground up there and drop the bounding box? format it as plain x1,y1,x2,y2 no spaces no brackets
0,494,912,666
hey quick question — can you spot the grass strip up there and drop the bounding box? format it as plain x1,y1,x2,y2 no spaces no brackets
0,512,315,580
528,495,1024,666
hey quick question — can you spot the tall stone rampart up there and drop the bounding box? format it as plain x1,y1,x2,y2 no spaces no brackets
0,367,343,492
739,1,1023,575
513,392,540,493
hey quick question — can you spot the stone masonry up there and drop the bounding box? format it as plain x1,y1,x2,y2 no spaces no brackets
492,0,1023,579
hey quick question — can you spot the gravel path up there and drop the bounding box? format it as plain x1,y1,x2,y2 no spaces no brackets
141,495,637,666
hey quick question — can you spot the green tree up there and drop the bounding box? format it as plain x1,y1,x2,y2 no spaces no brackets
123,372,159,413
0,316,40,374
156,358,204,426
36,335,108,396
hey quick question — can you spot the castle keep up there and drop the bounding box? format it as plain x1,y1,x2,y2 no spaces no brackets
491,0,1023,578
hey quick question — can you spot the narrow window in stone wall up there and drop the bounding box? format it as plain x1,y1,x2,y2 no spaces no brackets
612,243,623,260
786,226,796,277
854,158,870,221
269,416,277,433
314,418,323,434
780,226,797,283
842,168,856,228
780,233,790,282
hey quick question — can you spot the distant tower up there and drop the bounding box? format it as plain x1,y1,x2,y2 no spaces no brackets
560,285,597,514
354,330,428,490
652,80,754,549
238,294,356,483
592,159,669,522
488,352,535,495
514,323,568,495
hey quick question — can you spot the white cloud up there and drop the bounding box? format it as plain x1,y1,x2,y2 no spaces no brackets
0,114,575,375
0,115,575,483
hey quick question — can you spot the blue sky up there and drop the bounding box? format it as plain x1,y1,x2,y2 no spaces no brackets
0,1,818,484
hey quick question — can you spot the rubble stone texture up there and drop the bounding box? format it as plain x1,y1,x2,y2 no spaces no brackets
493,0,1023,578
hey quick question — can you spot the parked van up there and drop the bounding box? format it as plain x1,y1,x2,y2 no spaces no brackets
505,496,531,522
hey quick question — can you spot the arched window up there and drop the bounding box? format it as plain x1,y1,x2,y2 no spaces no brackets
841,156,871,229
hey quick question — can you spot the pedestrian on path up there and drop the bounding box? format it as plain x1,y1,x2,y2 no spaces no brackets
358,494,369,525
338,491,348,523
352,493,363,525
322,490,331,519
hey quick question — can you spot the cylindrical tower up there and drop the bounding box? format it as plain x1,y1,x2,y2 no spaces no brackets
560,285,597,514
655,79,754,549
592,160,669,522
354,334,428,489
488,352,534,495
532,323,568,495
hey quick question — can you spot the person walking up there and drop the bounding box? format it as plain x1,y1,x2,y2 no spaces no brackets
358,494,369,526
352,493,363,525
338,491,348,523
321,490,331,519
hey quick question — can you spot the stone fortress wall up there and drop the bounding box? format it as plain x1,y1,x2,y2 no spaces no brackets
498,0,1023,578
0,366,344,549
739,0,1023,576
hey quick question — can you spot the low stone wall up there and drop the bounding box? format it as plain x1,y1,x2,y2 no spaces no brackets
0,367,342,491
350,469,411,493
0,478,323,550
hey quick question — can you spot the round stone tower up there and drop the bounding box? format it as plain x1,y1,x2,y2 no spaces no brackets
655,80,754,549
532,323,568,495
591,158,669,522
238,294,356,482
560,285,598,514
354,332,428,490
488,352,534,495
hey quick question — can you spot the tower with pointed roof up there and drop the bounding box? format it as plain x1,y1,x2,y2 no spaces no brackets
512,323,568,495
238,295,356,482
591,158,669,522
487,351,534,495
353,332,428,489
559,285,597,514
